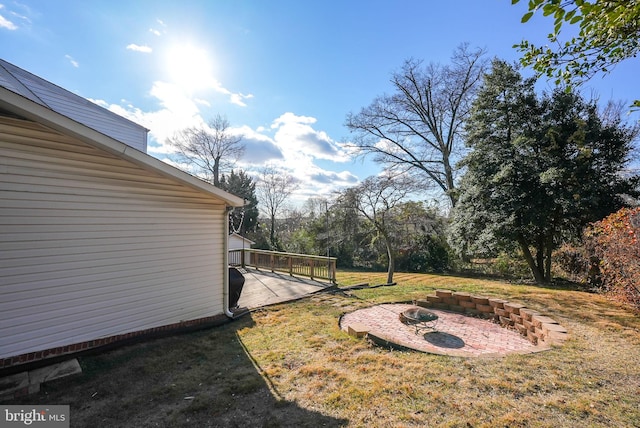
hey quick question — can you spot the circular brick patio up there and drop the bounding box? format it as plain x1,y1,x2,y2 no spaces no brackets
340,303,550,357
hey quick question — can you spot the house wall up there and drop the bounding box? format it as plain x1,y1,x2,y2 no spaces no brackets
228,234,253,251
0,116,227,362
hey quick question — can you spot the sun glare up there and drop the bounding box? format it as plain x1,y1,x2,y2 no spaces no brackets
165,44,214,92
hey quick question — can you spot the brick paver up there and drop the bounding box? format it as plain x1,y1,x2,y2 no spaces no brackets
340,304,550,357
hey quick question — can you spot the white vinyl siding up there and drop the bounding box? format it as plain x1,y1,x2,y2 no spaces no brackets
228,234,254,250
0,117,226,359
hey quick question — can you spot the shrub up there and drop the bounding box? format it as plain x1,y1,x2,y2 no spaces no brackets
554,244,592,283
584,207,640,309
396,235,451,273
452,251,531,280
491,252,531,278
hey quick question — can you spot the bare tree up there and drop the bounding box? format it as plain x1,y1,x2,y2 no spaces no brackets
302,196,329,220
342,173,416,284
167,114,244,186
345,44,487,207
256,165,299,248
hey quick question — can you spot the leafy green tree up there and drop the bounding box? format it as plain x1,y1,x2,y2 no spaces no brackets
514,0,640,108
219,169,259,233
450,60,638,283
275,208,311,254
295,198,331,257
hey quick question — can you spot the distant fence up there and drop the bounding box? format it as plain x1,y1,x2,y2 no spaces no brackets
229,248,336,283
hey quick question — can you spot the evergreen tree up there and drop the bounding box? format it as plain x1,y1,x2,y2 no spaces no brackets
450,60,638,283
219,169,259,234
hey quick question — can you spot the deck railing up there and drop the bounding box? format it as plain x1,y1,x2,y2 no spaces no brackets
229,248,337,283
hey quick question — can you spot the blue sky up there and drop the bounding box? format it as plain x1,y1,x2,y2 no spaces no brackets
2,0,639,207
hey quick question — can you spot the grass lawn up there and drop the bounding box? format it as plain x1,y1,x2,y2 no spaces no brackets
3,271,640,427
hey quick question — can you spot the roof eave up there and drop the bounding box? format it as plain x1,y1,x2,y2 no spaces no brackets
0,87,244,207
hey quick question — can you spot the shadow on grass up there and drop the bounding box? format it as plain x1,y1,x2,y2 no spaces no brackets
338,268,589,293
434,270,589,292
3,314,348,427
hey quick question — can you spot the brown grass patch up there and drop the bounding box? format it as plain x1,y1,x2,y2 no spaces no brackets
3,271,639,427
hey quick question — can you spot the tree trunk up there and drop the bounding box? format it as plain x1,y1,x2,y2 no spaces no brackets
517,234,545,283
544,235,553,282
269,214,276,248
386,246,395,285
443,152,457,207
213,157,221,187
383,232,395,284
536,236,545,279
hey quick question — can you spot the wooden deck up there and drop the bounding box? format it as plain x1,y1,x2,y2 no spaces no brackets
236,268,333,309
229,248,336,283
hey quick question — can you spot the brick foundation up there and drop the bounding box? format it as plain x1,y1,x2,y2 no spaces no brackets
416,290,568,346
1,313,229,375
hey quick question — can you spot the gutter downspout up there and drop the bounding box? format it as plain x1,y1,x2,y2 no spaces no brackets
223,205,235,319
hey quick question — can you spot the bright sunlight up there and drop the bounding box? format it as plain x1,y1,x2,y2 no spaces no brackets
164,43,214,92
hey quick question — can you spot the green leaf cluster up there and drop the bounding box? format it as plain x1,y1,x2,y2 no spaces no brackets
513,0,640,108
219,169,259,233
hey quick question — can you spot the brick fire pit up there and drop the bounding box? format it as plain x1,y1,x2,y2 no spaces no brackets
340,290,568,357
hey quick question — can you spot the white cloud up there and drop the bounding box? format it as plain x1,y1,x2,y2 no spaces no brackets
374,138,396,152
256,156,359,205
271,112,316,128
65,54,79,68
206,78,253,107
309,169,359,185
0,6,17,30
235,125,284,164
0,3,32,30
149,18,166,36
126,43,152,53
271,112,351,162
141,82,205,151
89,81,203,156
229,92,254,107
9,8,30,25
87,85,360,206
91,78,259,158
227,113,361,204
